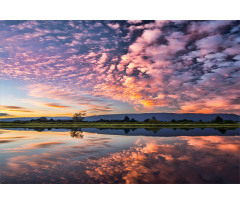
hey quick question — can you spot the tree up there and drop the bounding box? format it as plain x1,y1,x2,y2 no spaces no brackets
224,120,234,124
152,116,157,121
37,117,48,122
149,116,159,123
123,115,130,122
72,112,86,122
130,118,137,122
214,116,223,123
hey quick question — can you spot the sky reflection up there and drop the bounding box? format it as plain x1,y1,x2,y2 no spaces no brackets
0,129,239,184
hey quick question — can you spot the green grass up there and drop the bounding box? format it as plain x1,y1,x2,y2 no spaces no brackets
0,121,239,129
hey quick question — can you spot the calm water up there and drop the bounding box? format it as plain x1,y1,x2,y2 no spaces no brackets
0,128,239,184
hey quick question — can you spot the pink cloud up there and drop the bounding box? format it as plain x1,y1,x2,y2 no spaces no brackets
142,29,162,44
1,20,239,114
127,20,142,24
107,23,120,30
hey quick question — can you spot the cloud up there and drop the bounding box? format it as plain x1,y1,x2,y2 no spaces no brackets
1,20,240,114
44,103,70,108
20,83,115,115
195,35,224,56
188,20,233,34
1,105,34,113
142,29,162,44
127,20,142,24
107,23,120,30
0,113,11,117
1,106,23,109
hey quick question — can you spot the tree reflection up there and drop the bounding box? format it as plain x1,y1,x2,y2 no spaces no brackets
144,127,161,133
70,129,84,139
216,128,227,134
33,128,45,132
124,128,130,134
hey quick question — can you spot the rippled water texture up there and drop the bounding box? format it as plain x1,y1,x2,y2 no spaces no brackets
0,128,239,184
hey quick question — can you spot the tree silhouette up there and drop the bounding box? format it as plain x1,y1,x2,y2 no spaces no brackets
215,116,223,123
37,117,48,122
123,116,130,122
72,112,86,122
130,118,137,122
152,116,157,120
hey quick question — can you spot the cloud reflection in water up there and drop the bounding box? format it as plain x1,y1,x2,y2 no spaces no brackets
0,129,239,184
85,136,240,184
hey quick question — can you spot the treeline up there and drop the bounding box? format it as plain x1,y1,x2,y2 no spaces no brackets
11,115,237,124
13,117,72,123
94,115,236,124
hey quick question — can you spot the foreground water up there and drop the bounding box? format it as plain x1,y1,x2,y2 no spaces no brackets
0,128,239,184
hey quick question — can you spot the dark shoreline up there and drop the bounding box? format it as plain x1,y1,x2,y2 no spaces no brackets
1,121,239,129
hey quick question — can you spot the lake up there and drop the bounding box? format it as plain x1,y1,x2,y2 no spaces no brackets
0,128,239,184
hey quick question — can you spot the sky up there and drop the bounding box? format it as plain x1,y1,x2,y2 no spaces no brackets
0,20,240,118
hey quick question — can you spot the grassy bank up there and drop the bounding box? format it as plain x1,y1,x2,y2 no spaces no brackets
0,121,239,129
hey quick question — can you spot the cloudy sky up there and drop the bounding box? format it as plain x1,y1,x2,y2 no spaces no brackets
0,20,240,118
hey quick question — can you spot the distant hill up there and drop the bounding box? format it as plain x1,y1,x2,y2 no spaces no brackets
84,113,240,122
0,113,239,122
0,117,72,122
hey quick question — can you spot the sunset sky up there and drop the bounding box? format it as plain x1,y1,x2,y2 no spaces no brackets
0,20,240,118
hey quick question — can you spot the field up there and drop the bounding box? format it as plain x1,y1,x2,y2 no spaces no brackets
1,121,239,129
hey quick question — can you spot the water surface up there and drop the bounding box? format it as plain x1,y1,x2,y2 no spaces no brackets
0,128,239,184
